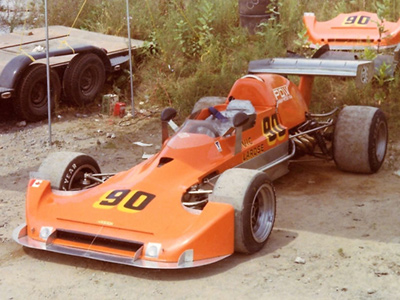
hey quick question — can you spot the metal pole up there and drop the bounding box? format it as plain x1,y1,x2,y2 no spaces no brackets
44,0,52,145
126,0,135,117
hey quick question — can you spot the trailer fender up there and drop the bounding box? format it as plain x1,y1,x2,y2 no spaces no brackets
0,45,110,91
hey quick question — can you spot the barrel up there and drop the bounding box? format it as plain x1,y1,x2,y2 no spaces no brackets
239,0,272,34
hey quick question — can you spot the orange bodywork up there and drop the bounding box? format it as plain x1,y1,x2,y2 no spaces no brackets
14,73,308,268
304,11,400,49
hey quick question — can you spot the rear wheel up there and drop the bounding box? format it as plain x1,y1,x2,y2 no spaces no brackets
211,169,276,254
333,106,388,173
14,64,61,122
63,53,106,105
38,152,100,190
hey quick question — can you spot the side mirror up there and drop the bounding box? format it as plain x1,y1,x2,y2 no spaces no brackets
233,112,249,128
161,107,177,122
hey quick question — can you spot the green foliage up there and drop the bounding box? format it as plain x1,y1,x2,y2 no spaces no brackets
361,47,378,60
374,62,395,87
0,0,41,33
3,0,400,131
375,0,394,20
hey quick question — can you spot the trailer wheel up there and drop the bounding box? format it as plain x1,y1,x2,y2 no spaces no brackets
63,53,106,105
14,64,61,122
211,169,276,254
191,96,226,114
333,106,388,173
38,152,101,191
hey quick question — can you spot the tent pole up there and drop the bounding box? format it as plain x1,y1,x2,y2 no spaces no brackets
126,0,135,117
44,0,52,145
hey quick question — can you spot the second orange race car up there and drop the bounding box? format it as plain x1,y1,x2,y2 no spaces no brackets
303,11,400,50
14,57,388,269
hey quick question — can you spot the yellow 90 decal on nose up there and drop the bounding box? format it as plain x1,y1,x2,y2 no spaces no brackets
93,189,155,213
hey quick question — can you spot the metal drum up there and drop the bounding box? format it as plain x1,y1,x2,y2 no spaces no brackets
239,0,272,34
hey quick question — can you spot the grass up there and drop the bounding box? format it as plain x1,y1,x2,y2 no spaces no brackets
2,0,400,131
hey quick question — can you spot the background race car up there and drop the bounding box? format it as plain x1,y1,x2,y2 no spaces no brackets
303,11,400,76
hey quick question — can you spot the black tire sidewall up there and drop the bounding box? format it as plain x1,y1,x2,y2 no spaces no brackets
15,64,61,122
63,53,106,105
59,155,100,190
368,109,388,173
240,172,275,254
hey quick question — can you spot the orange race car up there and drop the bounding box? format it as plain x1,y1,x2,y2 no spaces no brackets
303,11,400,50
13,57,388,269
302,11,400,76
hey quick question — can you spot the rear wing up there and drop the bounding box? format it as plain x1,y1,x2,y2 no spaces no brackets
248,58,374,88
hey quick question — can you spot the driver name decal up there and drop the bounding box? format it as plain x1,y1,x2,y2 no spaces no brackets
94,189,155,213
243,144,264,161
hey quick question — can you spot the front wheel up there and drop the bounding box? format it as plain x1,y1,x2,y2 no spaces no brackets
333,106,388,173
211,169,276,254
38,152,101,190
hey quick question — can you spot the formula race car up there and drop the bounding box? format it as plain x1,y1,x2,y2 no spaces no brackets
13,57,388,269
303,11,400,50
303,11,400,75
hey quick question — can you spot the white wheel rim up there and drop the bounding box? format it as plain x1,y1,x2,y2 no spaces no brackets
376,120,387,162
250,183,275,243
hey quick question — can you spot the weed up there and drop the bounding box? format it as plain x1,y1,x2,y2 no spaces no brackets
374,62,395,87
3,0,400,132
103,142,117,149
337,248,346,258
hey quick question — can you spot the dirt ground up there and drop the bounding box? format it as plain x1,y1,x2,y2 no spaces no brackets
0,108,399,300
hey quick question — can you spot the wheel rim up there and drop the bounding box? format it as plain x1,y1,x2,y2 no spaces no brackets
67,164,99,190
31,80,46,108
250,183,275,243
376,120,387,162
80,67,98,96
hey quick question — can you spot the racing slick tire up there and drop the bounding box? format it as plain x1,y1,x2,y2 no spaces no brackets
191,96,226,114
14,64,61,122
212,169,276,254
37,152,101,191
333,106,388,173
63,53,106,105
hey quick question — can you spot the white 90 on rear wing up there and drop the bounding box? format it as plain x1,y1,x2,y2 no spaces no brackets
248,58,374,88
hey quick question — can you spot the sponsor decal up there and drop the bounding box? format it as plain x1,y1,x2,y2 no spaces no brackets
31,179,43,188
273,85,293,105
215,141,222,152
98,220,114,226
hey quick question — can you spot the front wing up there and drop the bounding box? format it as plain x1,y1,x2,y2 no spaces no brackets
13,224,230,269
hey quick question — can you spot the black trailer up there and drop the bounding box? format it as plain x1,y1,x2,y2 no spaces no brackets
0,26,143,121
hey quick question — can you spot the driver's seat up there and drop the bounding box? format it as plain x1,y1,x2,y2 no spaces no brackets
214,99,256,136
222,99,255,118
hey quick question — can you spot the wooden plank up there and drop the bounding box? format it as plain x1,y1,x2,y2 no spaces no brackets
0,26,144,72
